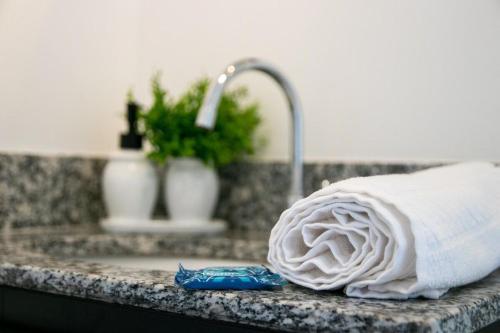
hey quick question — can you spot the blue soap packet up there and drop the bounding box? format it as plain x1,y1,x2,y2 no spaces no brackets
175,263,286,290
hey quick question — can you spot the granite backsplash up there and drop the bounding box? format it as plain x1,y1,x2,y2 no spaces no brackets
0,154,105,230
0,153,433,231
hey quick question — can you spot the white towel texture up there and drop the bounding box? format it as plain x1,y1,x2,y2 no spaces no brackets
268,163,500,299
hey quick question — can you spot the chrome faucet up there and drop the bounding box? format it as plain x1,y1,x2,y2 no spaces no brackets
195,58,303,205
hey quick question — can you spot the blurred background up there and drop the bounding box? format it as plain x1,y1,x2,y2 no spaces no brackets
1,0,499,162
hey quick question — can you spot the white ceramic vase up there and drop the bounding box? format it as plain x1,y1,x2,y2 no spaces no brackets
165,157,219,224
103,151,158,221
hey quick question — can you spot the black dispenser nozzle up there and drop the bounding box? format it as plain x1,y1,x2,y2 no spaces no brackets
120,102,143,150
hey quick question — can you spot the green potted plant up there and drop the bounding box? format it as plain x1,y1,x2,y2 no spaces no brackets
141,75,261,224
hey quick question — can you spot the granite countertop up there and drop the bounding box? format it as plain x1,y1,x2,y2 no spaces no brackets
0,226,499,333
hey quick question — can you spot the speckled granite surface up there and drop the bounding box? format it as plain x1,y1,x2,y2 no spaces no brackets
0,153,434,231
0,154,105,229
0,226,499,333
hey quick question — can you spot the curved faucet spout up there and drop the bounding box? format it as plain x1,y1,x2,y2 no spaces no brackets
195,58,303,205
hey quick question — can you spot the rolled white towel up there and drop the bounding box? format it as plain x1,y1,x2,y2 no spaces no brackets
268,163,500,299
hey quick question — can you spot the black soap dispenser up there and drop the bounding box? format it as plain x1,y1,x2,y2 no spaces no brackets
120,102,143,150
101,101,158,229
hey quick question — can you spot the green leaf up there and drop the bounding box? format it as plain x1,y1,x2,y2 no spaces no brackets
140,74,263,168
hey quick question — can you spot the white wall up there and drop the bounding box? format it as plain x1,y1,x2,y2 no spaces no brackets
1,0,499,162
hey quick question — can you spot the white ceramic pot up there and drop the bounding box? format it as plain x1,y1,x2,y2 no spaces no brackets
165,157,219,224
103,150,158,221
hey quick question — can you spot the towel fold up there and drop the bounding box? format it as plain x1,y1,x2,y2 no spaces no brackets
268,163,500,299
